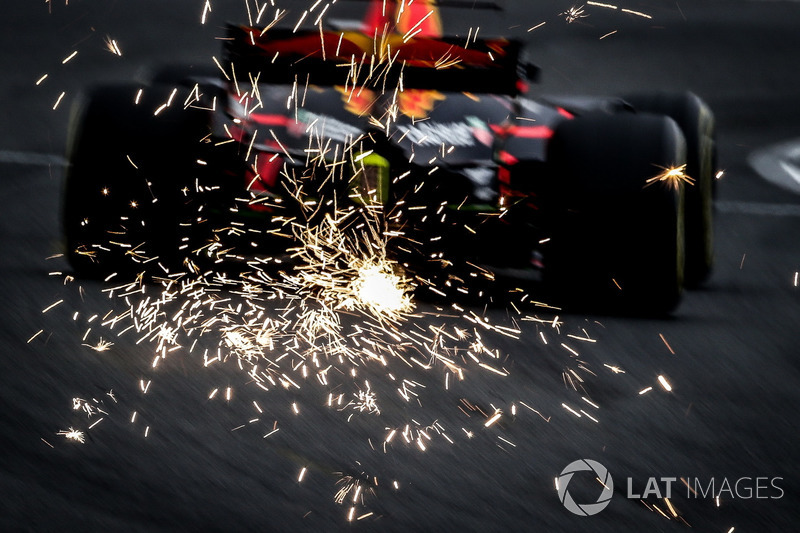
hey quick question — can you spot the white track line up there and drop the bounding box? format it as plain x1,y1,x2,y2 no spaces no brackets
0,150,67,166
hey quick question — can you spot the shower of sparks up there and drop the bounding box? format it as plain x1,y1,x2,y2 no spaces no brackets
345,382,380,415
646,164,694,190
36,1,640,522
72,397,109,418
334,473,377,506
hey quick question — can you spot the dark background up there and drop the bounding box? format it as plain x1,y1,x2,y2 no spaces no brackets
1,1,799,531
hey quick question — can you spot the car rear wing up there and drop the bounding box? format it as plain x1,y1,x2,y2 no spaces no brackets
224,25,525,94
337,0,505,10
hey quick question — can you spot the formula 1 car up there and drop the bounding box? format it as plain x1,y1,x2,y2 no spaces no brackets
62,0,716,314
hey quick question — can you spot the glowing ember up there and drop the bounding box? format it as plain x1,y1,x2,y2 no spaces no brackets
646,164,694,190
56,427,85,443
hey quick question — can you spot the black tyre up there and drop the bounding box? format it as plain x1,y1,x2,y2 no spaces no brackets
545,113,687,315
624,92,716,286
63,84,211,277
144,63,224,88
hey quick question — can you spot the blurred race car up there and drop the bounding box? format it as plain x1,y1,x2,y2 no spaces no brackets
62,0,716,313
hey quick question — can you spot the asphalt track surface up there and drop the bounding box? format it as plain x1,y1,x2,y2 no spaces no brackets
2,1,800,531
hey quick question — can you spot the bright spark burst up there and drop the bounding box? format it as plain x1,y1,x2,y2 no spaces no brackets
561,5,589,23
57,427,85,443
103,36,122,56
82,337,114,351
646,164,694,190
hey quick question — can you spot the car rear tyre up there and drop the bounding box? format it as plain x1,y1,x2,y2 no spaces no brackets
63,84,211,278
546,113,687,315
624,92,716,287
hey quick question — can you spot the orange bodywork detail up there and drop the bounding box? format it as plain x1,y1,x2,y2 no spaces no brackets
364,0,443,38
398,89,445,119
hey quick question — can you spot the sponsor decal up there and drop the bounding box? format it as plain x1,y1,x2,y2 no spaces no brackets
397,121,476,147
295,108,363,142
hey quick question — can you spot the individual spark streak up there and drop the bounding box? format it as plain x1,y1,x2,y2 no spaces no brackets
646,164,694,190
201,0,212,24
599,30,617,40
621,8,652,19
61,51,78,64
659,333,675,354
57,427,85,443
604,363,625,374
519,401,551,422
293,10,308,33
581,397,600,409
497,436,516,447
52,92,66,110
657,375,673,392
639,386,653,395
42,299,64,313
27,330,44,343
587,1,618,9
664,497,679,518
35,74,48,86
527,22,546,32
484,410,502,427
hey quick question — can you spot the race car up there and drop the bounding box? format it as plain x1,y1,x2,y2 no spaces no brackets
62,0,716,314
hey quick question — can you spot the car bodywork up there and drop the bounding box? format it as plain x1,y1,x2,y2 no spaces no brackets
64,0,715,313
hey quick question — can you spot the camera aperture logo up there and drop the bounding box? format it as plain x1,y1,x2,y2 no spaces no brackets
557,459,614,516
